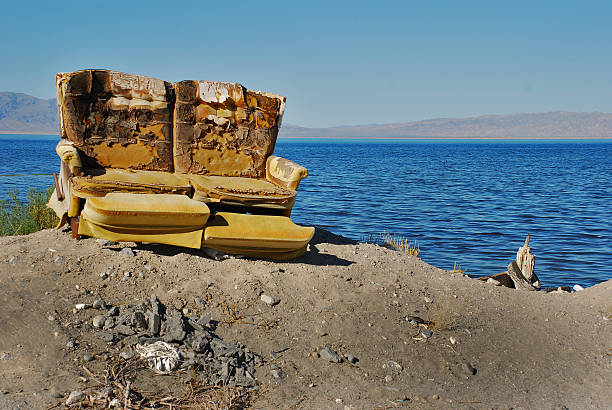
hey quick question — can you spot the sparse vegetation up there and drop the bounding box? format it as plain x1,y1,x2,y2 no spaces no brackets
364,232,420,257
0,187,58,236
450,261,465,275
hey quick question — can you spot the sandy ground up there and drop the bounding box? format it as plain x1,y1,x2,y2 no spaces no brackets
0,228,610,409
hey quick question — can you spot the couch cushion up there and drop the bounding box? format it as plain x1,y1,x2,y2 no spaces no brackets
56,70,174,171
173,80,285,177
72,168,192,198
189,175,296,209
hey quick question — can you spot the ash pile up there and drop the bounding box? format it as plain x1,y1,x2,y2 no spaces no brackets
89,294,261,387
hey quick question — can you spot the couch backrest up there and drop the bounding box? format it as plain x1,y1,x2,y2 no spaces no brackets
173,80,285,178
56,70,174,171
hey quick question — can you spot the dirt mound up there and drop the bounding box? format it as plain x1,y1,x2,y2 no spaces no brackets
0,228,610,408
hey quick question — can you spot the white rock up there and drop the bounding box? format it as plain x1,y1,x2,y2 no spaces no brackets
424,297,433,303
260,294,280,306
573,284,585,291
449,336,458,345
75,303,87,311
65,390,85,405
486,278,501,286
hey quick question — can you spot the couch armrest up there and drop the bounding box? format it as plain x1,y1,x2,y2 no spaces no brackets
266,156,308,190
56,139,82,176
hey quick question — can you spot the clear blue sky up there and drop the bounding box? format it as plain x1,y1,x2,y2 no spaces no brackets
2,0,611,127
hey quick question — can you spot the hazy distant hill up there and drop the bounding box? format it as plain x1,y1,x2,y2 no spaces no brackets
280,111,612,138
2,91,612,138
0,92,58,133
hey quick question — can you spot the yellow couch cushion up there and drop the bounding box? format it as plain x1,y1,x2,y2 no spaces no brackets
72,168,192,198
189,175,296,209
203,212,314,259
79,193,210,248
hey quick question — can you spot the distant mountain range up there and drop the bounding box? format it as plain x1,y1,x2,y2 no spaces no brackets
2,91,612,138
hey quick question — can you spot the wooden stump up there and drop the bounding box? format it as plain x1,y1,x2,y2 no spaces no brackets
507,261,537,291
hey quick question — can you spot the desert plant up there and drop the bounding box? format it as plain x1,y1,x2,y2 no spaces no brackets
0,186,58,236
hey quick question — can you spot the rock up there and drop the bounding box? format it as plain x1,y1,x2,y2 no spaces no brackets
123,271,131,278
92,315,106,329
92,298,106,309
1,352,10,360
449,336,458,345
344,353,358,364
260,294,280,306
97,239,110,245
8,256,19,265
119,247,134,256
424,296,433,303
120,351,134,360
148,312,161,336
66,390,85,405
83,353,94,362
162,309,186,342
319,344,341,363
459,362,476,376
486,278,501,286
66,340,76,349
54,256,66,264
75,303,87,311
194,297,206,308
144,264,154,271
109,398,121,407
270,367,285,379
100,272,108,280
384,375,393,383
421,329,433,338
50,389,64,398
385,360,403,374
573,284,585,291
106,306,119,317
150,294,160,315
131,311,147,329
95,332,115,343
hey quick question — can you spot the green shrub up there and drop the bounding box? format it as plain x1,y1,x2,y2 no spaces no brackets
0,187,58,236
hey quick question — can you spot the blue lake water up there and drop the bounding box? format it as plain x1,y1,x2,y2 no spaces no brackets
1,134,611,288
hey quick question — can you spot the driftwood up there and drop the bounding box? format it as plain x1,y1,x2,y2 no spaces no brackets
481,235,541,291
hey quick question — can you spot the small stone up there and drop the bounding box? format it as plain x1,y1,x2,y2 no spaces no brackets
119,351,134,360
131,311,147,329
93,298,106,309
319,344,341,363
66,390,85,405
1,352,10,360
424,297,433,303
93,315,106,329
344,353,358,364
260,294,280,306
106,306,119,317
119,247,134,256
421,329,433,338
486,278,501,286
384,375,393,383
75,303,87,311
47,315,55,321
95,332,115,343
97,239,110,245
83,353,94,362
573,284,584,291
100,272,108,280
335,398,343,404
148,312,161,336
109,398,121,407
66,340,76,349
138,272,144,279
386,360,403,373
194,297,206,308
449,336,458,345
459,362,476,376
144,264,154,272
9,256,19,265
432,394,440,400
270,367,285,379
54,256,66,264
123,271,131,278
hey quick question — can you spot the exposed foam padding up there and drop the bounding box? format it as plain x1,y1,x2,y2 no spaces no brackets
56,70,174,171
173,80,286,177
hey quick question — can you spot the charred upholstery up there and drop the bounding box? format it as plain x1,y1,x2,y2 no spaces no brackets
56,70,174,171
173,80,286,177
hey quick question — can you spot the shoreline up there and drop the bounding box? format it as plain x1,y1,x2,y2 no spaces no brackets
0,228,610,408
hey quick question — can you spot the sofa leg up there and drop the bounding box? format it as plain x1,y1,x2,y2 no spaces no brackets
69,218,81,240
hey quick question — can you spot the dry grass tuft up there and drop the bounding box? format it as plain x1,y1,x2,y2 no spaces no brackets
429,298,457,332
450,261,465,275
364,232,420,257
